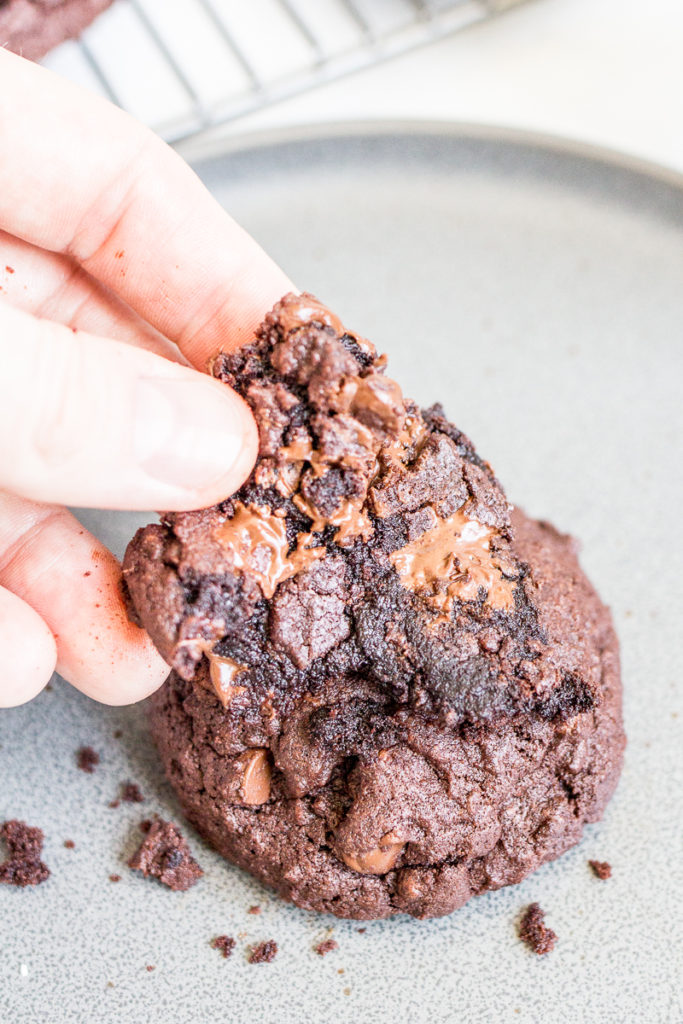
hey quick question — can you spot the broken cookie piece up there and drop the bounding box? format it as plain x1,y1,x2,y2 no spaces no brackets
128,818,202,892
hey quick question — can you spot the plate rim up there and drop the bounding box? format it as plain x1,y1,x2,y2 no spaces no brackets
176,118,683,198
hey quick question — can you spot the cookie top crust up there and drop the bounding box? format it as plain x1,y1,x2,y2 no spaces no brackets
123,293,595,725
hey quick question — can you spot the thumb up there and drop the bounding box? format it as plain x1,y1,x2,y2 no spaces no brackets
0,299,258,510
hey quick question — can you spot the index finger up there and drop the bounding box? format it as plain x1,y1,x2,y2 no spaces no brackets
0,50,293,369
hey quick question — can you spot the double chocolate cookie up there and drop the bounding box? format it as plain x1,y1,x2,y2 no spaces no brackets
123,294,624,920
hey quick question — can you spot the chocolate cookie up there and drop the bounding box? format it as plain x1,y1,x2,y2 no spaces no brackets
123,294,625,920
0,0,114,62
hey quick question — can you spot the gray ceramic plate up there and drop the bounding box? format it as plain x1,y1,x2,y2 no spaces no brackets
1,125,682,1024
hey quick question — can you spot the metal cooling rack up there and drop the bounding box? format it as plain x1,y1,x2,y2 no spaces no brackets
42,0,530,143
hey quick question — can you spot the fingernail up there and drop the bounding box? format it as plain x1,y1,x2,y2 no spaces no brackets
134,376,248,492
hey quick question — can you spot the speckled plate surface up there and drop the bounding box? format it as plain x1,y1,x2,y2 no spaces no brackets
1,125,682,1024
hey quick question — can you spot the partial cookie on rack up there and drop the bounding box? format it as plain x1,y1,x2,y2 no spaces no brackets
0,0,114,61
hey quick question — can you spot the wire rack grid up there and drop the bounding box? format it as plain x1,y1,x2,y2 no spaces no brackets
42,0,530,144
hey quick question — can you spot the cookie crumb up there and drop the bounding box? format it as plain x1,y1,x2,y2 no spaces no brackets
0,820,50,887
588,859,612,880
5,266,14,274
63,839,75,850
77,746,99,773
211,936,236,959
519,903,556,955
314,939,338,957
120,782,144,804
248,940,278,964
108,800,121,809
109,874,121,883
145,965,156,972
128,818,202,891
356,927,366,934
343,987,351,996
247,905,261,915
113,729,123,739
139,819,152,833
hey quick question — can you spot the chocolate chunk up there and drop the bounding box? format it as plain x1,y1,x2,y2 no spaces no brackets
0,820,50,887
128,819,202,891
340,843,403,876
248,940,278,964
519,904,557,955
230,749,272,806
206,654,247,707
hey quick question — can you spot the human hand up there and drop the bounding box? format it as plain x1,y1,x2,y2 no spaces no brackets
0,50,293,708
